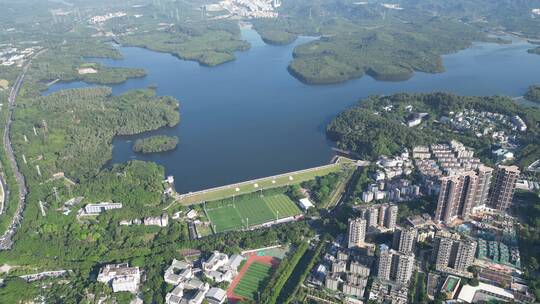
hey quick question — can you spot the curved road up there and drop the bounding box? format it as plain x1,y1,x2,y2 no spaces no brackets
0,52,43,250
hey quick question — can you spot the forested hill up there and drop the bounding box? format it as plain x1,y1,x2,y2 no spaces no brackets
326,92,540,167
12,87,180,180
252,0,540,84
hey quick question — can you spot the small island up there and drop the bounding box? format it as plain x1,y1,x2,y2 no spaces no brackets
528,47,540,55
133,135,179,154
524,85,540,103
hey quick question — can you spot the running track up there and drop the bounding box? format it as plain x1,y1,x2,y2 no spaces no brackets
227,254,280,302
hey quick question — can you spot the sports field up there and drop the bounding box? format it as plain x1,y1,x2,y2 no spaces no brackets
204,193,302,233
233,262,273,301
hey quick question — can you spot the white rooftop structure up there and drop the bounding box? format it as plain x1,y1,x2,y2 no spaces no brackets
83,202,122,215
165,285,184,304
97,263,140,293
206,287,227,304
144,213,169,227
457,282,514,303
228,254,245,270
203,251,229,272
164,259,193,285
298,198,315,211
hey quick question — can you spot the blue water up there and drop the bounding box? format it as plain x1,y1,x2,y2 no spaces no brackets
44,29,540,193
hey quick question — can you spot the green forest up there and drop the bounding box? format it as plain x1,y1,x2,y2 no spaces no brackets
327,92,540,167
12,87,179,179
116,21,250,66
525,85,540,103
528,47,540,55
133,135,179,154
250,0,530,84
288,18,491,84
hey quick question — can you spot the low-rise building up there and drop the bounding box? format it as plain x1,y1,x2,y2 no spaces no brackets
97,263,140,293
206,287,227,304
203,251,229,272
457,282,515,303
298,198,315,211
81,202,122,215
165,285,184,304
164,259,193,285
144,213,169,227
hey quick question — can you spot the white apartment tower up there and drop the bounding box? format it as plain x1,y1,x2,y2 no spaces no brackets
392,227,417,253
348,218,367,248
377,246,415,285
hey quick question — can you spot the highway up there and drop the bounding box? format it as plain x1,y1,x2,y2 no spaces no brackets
0,51,43,250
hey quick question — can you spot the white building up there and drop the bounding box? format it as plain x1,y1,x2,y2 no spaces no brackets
511,115,527,132
298,198,315,211
206,287,227,304
164,259,193,285
362,191,374,203
165,285,184,304
97,263,140,293
82,202,122,215
407,117,422,127
186,209,198,219
205,269,233,283
189,283,210,304
203,251,229,272
144,213,169,227
457,282,514,303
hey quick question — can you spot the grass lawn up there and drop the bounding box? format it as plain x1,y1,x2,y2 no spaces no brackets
233,262,273,300
204,193,302,233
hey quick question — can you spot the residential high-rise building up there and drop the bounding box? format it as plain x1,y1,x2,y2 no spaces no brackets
349,262,370,277
392,227,417,253
377,246,415,285
384,205,398,230
394,253,415,285
432,231,476,276
378,204,387,225
355,203,398,231
434,171,478,224
474,165,493,208
377,246,393,281
489,165,520,211
367,208,379,228
325,274,340,291
348,218,367,248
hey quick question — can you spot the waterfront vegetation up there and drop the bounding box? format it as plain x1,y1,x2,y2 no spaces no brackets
327,92,540,167
251,0,516,84
12,87,179,179
528,47,540,55
116,20,250,66
301,172,342,206
525,85,540,103
288,18,489,84
133,135,179,154
251,19,298,45
26,40,147,88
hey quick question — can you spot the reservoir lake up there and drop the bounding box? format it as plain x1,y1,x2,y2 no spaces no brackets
45,29,540,193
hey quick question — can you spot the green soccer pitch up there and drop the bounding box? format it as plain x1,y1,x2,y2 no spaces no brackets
204,193,302,233
233,262,273,300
